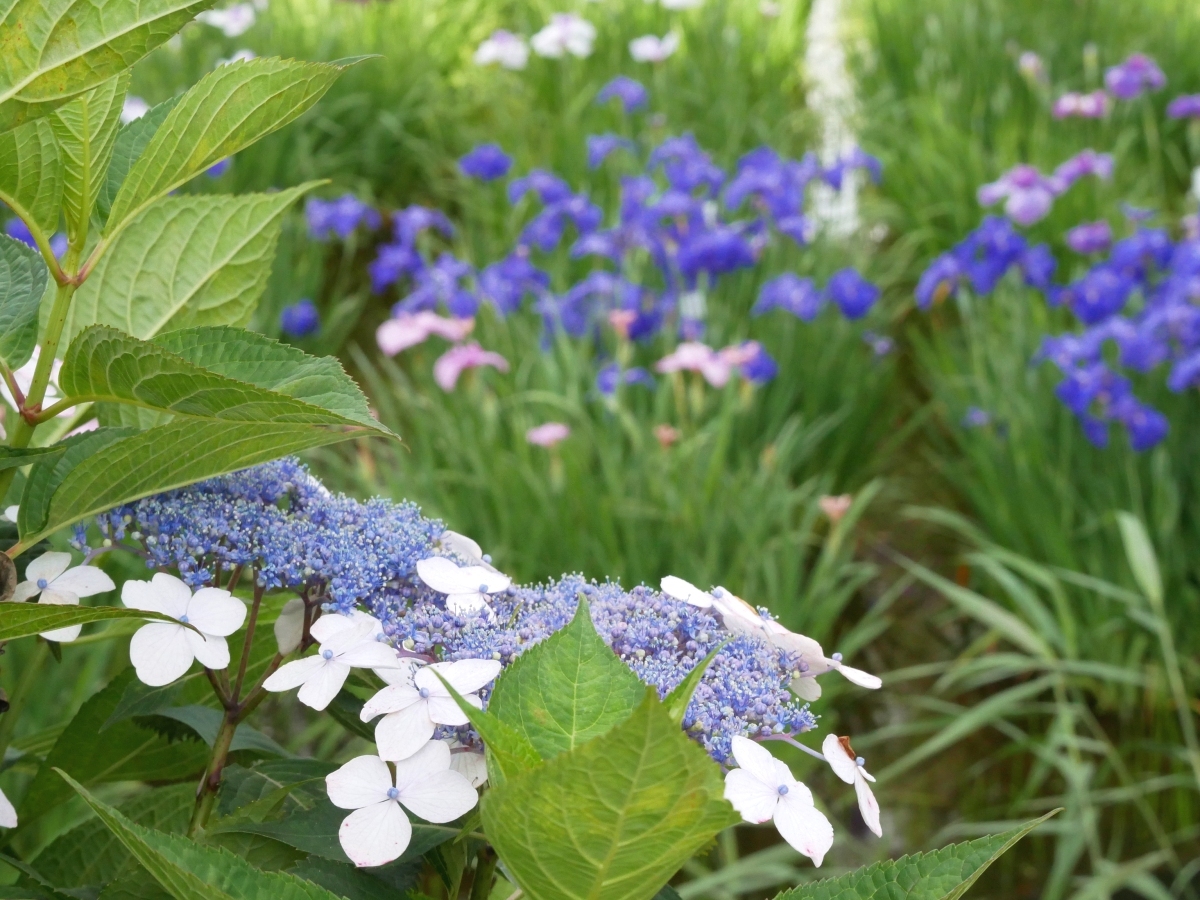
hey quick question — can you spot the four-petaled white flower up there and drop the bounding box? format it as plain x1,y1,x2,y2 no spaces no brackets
263,612,402,710
416,556,511,616
449,744,489,788
724,736,834,865
629,32,680,63
11,552,115,643
326,743,479,868
437,530,500,572
660,575,881,701
2,506,17,524
0,786,15,828
360,658,502,761
474,29,530,70
122,574,246,686
822,733,881,837
531,14,596,59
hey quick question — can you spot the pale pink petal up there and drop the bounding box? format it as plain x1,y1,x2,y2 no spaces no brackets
326,755,394,809
38,589,82,643
360,684,422,720
184,589,246,637
0,787,15,828
263,655,327,692
729,736,780,787
377,317,433,356
660,575,713,608
723,769,778,823
185,629,230,670
338,801,412,868
855,775,882,837
24,552,72,585
822,734,858,785
50,565,115,598
129,622,195,686
398,769,478,823
296,660,350,710
773,795,834,866
374,704,437,761
424,315,475,342
837,664,882,689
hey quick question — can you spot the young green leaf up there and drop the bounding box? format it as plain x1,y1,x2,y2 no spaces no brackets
487,598,645,758
19,670,209,829
0,446,66,472
15,418,371,547
0,118,63,235
772,810,1059,900
57,769,343,900
17,426,134,537
1116,512,1162,607
97,95,180,220
663,641,726,724
105,57,351,235
0,234,48,370
0,602,179,640
49,71,128,241
59,325,386,431
0,0,213,130
140,706,292,757
65,186,317,344
482,689,739,900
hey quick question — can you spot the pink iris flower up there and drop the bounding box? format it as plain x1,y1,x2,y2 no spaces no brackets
377,312,475,356
432,343,509,391
526,422,571,447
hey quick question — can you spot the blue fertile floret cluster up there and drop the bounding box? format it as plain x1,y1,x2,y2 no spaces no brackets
99,459,816,762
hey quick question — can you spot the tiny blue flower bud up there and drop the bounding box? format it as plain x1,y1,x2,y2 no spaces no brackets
178,614,189,624
419,687,430,698
36,579,48,590
832,652,843,662
386,787,400,800
322,649,334,660
856,756,865,766
482,554,492,563
777,784,789,795
478,584,489,594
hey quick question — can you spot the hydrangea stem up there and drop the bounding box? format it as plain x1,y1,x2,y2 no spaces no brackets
467,846,498,900
188,709,238,837
0,641,50,764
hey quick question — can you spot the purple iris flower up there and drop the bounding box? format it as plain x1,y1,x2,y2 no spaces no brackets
280,299,320,338
649,134,725,196
962,407,991,428
1121,203,1155,223
459,143,513,181
1104,53,1166,101
915,253,962,309
952,216,1027,294
822,147,882,189
586,134,636,169
736,342,778,383
306,195,382,241
677,227,755,283
509,169,573,205
205,157,232,178
863,331,895,357
5,219,68,258
1053,150,1114,190
1065,266,1134,325
393,206,455,244
596,363,655,395
596,76,649,113
977,164,1061,226
1066,220,1113,255
1167,94,1200,119
520,194,603,252
396,253,477,316
1020,244,1057,290
825,269,879,320
1167,350,1200,392
552,272,629,338
1109,319,1168,372
754,273,824,320
368,242,424,293
1110,394,1168,450
479,254,549,315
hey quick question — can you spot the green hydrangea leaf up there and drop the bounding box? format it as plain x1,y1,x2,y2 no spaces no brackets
773,810,1059,900
0,117,62,234
0,233,48,370
0,0,212,129
487,598,646,759
482,689,739,900
48,71,127,241
65,185,317,345
96,95,180,220
104,57,352,237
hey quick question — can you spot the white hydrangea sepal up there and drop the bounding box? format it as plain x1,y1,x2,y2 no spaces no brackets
122,574,246,686
822,734,882,837
11,551,116,643
416,557,510,616
723,736,834,866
